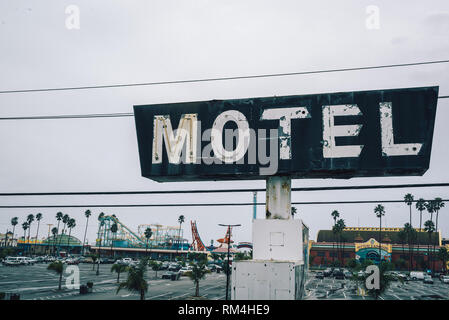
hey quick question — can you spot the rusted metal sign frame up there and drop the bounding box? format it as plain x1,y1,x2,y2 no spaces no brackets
134,86,438,182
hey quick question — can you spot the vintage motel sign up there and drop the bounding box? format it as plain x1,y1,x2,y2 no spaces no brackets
134,86,438,182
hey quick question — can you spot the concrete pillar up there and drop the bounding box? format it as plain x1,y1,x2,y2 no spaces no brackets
265,176,291,220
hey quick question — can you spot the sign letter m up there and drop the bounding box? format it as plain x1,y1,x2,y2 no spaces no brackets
152,114,198,164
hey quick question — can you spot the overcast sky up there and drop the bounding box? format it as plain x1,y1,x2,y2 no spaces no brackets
0,0,448,246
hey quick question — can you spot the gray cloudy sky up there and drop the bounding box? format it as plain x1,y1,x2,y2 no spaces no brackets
0,0,448,246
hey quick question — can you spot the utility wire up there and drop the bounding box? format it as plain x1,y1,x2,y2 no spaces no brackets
0,59,448,95
1,182,448,197
0,97,447,121
0,199,447,209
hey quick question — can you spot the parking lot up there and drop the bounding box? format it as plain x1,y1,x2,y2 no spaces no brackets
0,262,227,300
305,271,449,300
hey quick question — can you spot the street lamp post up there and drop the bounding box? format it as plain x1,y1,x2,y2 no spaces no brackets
218,223,241,301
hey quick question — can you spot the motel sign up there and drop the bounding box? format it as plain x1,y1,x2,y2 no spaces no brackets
134,86,438,182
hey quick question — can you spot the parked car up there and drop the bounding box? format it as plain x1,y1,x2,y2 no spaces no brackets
161,271,181,280
440,275,449,284
315,272,324,279
179,266,192,275
117,258,134,266
168,263,181,272
410,271,425,281
423,275,434,284
3,257,23,266
323,268,333,277
334,270,345,280
344,271,353,279
66,259,79,265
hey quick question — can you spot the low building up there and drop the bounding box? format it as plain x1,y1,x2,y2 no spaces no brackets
310,227,445,271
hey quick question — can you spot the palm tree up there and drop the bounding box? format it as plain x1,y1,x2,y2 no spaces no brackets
55,212,63,255
415,198,427,259
144,227,152,257
117,258,148,300
110,223,118,259
58,214,70,253
149,260,162,279
404,194,414,227
82,210,91,256
437,247,448,273
34,213,43,255
10,217,18,244
188,261,208,297
66,218,76,255
398,229,407,268
424,220,435,271
374,204,385,264
403,223,414,271
96,214,105,276
336,219,346,265
26,214,35,245
22,222,29,255
176,215,185,258
432,197,445,243
51,227,58,256
430,198,444,272
331,210,339,263
111,263,127,283
47,261,64,290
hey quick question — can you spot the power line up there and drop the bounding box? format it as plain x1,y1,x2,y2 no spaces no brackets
0,199,446,209
0,97,447,121
1,182,448,197
0,59,448,95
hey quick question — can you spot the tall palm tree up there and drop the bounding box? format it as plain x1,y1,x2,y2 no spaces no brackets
82,209,91,256
55,212,63,255
66,218,76,255
10,217,18,244
398,229,407,267
403,223,414,271
110,223,118,259
426,201,435,223
331,210,339,263
424,220,435,271
415,198,427,259
34,213,43,255
431,197,444,272
51,227,58,256
374,204,385,264
144,227,153,257
336,219,346,265
176,215,185,258
404,194,414,227
22,222,29,256
58,214,70,253
96,213,105,276
26,214,35,246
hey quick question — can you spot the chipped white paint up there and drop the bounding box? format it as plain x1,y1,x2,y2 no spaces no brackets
322,104,364,158
266,176,291,220
152,114,198,164
210,110,250,163
260,107,310,159
380,102,422,156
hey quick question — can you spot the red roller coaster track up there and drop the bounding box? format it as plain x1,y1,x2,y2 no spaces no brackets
190,221,206,251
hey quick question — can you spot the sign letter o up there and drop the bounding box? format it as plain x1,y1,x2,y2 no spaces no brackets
211,110,250,163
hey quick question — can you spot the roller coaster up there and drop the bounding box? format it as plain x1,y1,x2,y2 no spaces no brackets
95,215,251,252
96,215,189,250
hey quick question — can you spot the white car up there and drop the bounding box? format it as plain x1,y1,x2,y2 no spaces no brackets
410,271,425,280
179,266,192,275
3,257,22,266
440,276,449,284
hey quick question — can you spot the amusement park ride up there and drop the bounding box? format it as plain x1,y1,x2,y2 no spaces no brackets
95,215,244,252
